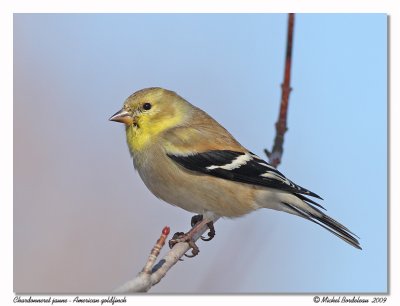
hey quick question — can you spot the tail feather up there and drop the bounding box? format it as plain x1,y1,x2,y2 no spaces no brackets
310,204,360,239
294,193,327,211
282,198,362,250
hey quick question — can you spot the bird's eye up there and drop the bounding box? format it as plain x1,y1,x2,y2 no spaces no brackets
143,103,152,111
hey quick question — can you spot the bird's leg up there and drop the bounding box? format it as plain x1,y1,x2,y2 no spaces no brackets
190,214,216,242
169,216,215,258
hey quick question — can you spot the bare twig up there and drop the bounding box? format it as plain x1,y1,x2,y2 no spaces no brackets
265,13,295,167
142,226,170,274
115,216,220,293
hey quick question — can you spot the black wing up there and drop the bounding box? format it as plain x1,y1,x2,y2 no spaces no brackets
167,150,322,200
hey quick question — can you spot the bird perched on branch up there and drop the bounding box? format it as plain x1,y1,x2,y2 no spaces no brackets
110,87,361,256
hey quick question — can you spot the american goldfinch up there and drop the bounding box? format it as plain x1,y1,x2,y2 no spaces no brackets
110,87,361,255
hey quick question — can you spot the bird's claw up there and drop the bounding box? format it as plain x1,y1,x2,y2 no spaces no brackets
168,216,216,258
184,240,200,257
168,232,200,258
200,221,215,241
168,232,185,249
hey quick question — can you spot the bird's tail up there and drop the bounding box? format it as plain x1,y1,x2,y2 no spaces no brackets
276,193,362,250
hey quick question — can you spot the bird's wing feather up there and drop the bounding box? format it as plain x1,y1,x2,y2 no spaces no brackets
167,150,322,199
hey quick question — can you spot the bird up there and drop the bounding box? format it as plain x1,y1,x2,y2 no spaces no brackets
110,87,361,256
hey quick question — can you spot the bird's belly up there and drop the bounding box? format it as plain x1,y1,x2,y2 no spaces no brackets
136,157,260,217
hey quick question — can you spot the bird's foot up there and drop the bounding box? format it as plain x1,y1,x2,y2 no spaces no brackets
190,214,216,242
168,232,200,258
168,215,216,258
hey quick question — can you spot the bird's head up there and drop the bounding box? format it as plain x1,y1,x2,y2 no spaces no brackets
110,87,192,151
110,87,193,129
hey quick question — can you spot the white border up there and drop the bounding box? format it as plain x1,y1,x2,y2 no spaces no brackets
1,1,398,305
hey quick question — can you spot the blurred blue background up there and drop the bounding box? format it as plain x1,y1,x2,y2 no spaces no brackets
13,14,387,293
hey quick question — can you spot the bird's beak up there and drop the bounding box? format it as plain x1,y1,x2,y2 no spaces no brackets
109,109,134,125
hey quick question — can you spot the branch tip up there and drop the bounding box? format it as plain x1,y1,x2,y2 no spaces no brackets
266,13,295,166
162,226,170,236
